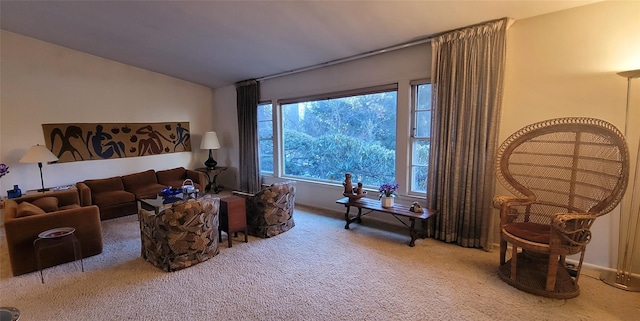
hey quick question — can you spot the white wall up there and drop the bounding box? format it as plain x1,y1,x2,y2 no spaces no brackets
501,0,640,271
211,85,240,190
0,30,215,195
212,0,640,271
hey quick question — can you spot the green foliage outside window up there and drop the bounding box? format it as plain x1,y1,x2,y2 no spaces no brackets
282,91,397,187
258,103,274,173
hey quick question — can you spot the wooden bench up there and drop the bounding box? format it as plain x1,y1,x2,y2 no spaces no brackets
336,197,438,247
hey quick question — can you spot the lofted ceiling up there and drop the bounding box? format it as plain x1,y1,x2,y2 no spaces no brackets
0,0,599,89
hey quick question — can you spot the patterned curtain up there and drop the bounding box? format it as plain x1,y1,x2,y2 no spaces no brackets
236,79,261,194
425,18,509,249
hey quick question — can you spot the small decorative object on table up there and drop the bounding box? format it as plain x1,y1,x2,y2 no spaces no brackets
7,185,21,199
0,163,9,179
160,187,182,203
160,186,182,204
0,164,18,199
160,186,181,197
410,202,423,213
181,179,195,194
159,185,198,204
342,173,366,201
38,227,75,239
378,183,398,208
181,179,199,198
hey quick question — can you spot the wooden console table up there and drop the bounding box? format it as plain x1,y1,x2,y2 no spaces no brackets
336,197,437,247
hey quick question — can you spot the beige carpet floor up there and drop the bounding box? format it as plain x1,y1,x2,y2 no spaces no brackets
0,206,639,321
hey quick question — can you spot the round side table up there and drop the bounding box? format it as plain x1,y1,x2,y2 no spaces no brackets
0,307,20,321
33,227,84,283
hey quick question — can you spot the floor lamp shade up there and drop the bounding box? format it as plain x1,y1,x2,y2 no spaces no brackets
600,69,640,291
200,132,221,170
19,144,59,192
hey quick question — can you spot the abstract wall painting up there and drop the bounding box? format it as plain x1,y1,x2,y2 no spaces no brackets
42,122,191,163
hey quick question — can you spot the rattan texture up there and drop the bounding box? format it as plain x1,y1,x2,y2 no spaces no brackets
494,117,629,298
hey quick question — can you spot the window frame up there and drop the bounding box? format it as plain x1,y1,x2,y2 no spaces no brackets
409,79,432,195
277,83,399,188
257,101,274,175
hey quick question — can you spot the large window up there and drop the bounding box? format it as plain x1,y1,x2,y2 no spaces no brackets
410,81,432,193
280,85,397,187
258,102,274,173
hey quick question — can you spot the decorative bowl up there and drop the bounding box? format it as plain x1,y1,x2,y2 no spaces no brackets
160,187,181,197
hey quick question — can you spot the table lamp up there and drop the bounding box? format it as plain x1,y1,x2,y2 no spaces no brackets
19,144,59,192
200,132,221,170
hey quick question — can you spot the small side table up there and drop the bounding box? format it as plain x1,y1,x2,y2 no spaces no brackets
0,307,20,321
195,167,227,193
33,227,84,283
219,196,248,247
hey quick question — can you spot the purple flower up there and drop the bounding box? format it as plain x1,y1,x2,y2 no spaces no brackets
0,163,9,178
378,183,399,198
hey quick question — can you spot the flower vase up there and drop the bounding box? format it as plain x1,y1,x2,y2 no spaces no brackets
7,185,21,199
381,196,394,208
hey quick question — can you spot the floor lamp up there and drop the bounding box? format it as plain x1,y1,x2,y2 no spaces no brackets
19,144,59,192
600,69,640,291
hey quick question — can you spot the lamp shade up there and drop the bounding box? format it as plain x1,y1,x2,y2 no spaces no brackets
19,144,59,163
617,69,640,79
200,132,221,150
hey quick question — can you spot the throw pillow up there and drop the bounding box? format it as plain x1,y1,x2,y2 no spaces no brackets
32,197,59,213
16,201,46,218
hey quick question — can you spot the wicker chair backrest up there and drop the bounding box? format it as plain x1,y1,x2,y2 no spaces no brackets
496,117,629,218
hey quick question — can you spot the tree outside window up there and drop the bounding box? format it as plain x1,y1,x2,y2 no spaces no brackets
258,102,274,173
281,89,397,188
411,82,431,193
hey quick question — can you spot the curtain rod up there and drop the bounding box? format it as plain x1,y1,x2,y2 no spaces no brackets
257,37,432,82
257,17,513,82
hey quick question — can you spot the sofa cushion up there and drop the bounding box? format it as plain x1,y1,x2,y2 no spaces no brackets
31,197,59,213
122,170,158,189
92,190,136,208
129,184,166,199
16,201,46,218
122,170,166,198
156,167,186,183
84,177,125,194
504,222,550,244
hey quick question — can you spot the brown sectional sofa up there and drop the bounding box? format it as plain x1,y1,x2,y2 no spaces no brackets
78,176,138,221
77,167,205,220
3,188,103,276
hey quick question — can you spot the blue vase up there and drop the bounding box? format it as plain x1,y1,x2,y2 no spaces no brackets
7,185,21,199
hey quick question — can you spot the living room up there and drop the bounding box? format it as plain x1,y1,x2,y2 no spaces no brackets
0,1,639,319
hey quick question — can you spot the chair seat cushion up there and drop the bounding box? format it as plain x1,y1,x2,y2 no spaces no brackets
504,222,550,244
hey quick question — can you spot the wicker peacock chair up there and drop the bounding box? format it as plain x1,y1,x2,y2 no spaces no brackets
494,117,629,298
